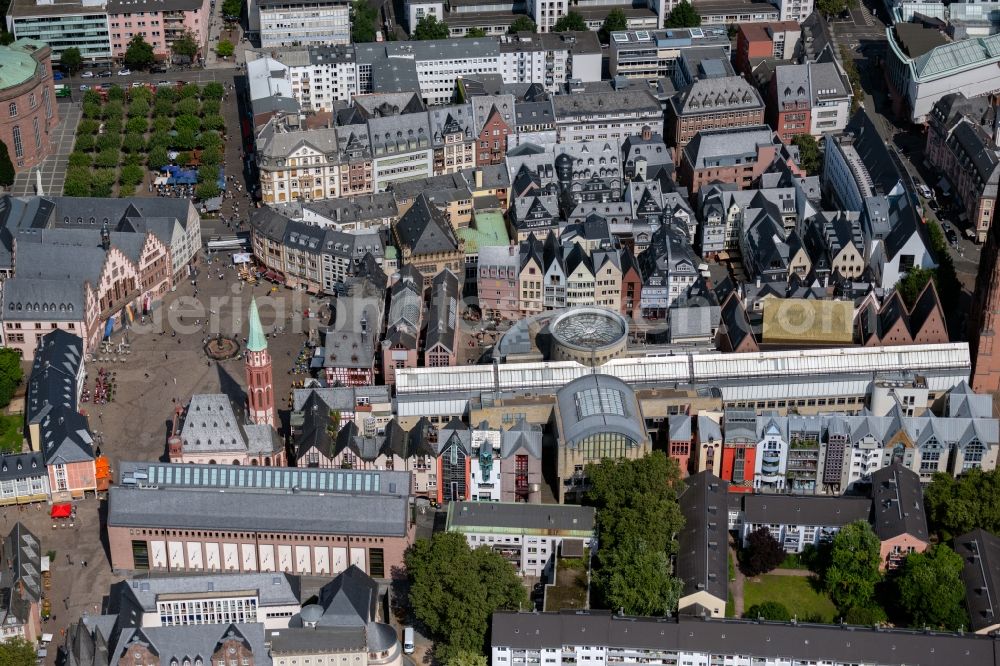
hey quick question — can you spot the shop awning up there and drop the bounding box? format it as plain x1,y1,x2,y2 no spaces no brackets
50,503,72,519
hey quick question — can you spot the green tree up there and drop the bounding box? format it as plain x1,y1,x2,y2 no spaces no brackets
198,130,222,149
407,532,527,661
0,348,22,406
552,11,586,32
843,604,887,625
202,81,225,100
91,168,116,197
202,115,225,132
199,146,222,166
201,99,221,116
123,133,146,153
155,87,177,104
791,134,821,175
599,8,627,43
60,47,83,74
599,535,682,615
351,0,379,42
124,34,155,69
216,39,235,58
94,148,119,168
816,0,857,17
179,83,200,99
148,145,169,169
586,452,685,614
413,14,450,39
96,133,120,152
171,30,199,59
126,116,148,134
924,469,1000,541
174,114,201,133
64,166,92,196
465,28,487,37
222,0,242,17
77,119,99,136
0,637,35,666
740,527,785,577
895,266,934,307
824,521,882,614
507,15,536,33
196,182,220,200
665,0,701,27
120,164,145,188
74,134,96,152
446,652,487,666
173,127,198,151
128,100,150,118
103,99,124,119
68,152,92,168
0,140,15,188
745,601,792,621
894,545,968,630
152,116,173,134
175,97,200,117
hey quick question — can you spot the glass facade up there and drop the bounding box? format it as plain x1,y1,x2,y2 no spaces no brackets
577,432,637,462
13,14,111,61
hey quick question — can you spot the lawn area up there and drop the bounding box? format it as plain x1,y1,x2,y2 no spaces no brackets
544,555,589,611
0,413,23,453
743,574,837,622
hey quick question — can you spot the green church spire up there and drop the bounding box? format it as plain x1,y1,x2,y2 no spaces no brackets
247,297,267,352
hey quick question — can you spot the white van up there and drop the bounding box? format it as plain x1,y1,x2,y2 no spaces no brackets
403,627,415,654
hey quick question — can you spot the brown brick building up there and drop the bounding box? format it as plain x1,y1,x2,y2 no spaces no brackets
667,76,765,162
0,39,59,171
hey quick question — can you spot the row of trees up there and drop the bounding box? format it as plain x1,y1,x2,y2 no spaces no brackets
924,468,1000,541
742,522,968,630
586,452,685,615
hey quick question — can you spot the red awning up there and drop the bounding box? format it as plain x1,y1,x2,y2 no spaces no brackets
50,503,72,519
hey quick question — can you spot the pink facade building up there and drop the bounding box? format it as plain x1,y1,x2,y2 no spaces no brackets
477,245,520,322
108,0,210,60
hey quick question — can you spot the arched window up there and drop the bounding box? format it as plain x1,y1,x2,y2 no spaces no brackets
8,102,16,117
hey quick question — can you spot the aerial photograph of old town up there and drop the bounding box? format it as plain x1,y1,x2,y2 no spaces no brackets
3,0,1000,663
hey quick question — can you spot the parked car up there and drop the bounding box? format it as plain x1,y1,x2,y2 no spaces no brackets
917,183,933,199
98,71,112,78
403,627,415,655
53,71,64,80
131,82,144,88
80,70,95,78
151,64,168,73
117,68,131,76
79,84,90,91
946,228,959,245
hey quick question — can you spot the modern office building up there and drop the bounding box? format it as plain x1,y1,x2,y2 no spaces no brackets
498,31,601,92
608,27,731,80
256,0,349,47
7,0,111,63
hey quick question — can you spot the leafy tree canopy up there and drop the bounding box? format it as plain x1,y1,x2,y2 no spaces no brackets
216,40,235,58
791,134,822,175
352,0,379,42
0,637,35,666
507,16,536,33
816,0,857,17
124,35,155,69
599,8,627,43
222,0,242,17
60,47,83,74
894,545,968,630
0,348,22,406
413,14,450,39
552,11,586,32
824,521,882,614
465,28,487,37
665,0,701,27
745,601,791,621
406,532,527,662
924,468,1000,541
740,527,785,577
445,652,487,666
171,30,199,58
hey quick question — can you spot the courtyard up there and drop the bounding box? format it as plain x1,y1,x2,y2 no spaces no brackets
742,573,838,623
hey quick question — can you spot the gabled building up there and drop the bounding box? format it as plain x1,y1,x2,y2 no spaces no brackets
955,528,1000,634
668,76,765,161
393,194,465,286
0,523,41,642
637,222,701,318
429,103,476,176
677,472,729,617
382,264,424,385
679,125,780,194
168,394,284,466
424,269,461,368
472,94,516,166
741,494,872,552
870,463,930,570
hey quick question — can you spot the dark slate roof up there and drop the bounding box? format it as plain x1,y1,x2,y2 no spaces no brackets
394,194,460,256
956,528,1000,632
448,501,594,532
743,495,871,527
316,565,379,627
424,269,460,353
677,473,729,606
842,110,902,197
0,452,45,482
40,407,94,465
26,329,82,426
490,612,1000,664
869,463,928,542
0,522,41,630
294,393,337,461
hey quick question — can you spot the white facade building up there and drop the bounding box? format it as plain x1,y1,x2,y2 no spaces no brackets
740,495,872,553
469,427,503,501
498,31,602,92
405,0,444,31
446,502,595,578
256,0,350,47
772,0,813,22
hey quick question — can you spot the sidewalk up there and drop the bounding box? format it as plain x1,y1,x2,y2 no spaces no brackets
204,3,245,69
